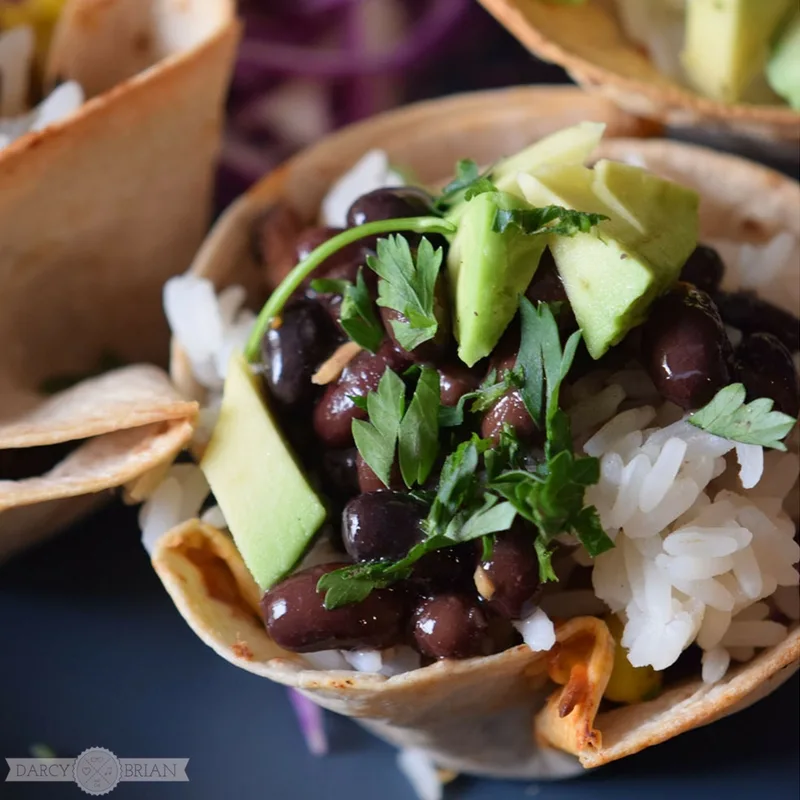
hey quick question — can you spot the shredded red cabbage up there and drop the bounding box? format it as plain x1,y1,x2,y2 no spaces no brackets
287,688,329,757
216,0,570,209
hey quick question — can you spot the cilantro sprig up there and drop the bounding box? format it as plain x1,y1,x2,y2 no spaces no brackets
493,206,608,238
311,268,384,353
352,366,441,489
244,216,455,361
317,438,517,609
439,365,525,427
688,383,797,450
367,236,444,352
434,159,497,211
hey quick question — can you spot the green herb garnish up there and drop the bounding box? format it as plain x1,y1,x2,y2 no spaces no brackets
439,366,524,427
244,216,455,361
351,366,441,490
398,366,441,488
492,206,608,238
688,383,797,450
317,438,517,609
368,235,443,352
311,268,384,353
434,159,497,211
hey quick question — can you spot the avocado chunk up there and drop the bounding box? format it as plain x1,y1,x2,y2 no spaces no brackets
517,161,697,359
492,122,606,197
447,191,547,366
200,353,326,590
767,13,800,109
682,0,792,104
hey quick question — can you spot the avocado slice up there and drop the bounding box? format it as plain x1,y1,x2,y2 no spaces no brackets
200,353,326,590
682,0,792,104
767,13,800,109
517,162,697,359
447,191,547,366
492,122,606,197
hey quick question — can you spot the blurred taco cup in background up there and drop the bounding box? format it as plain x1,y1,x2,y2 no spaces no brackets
142,87,798,777
0,0,237,558
478,0,800,146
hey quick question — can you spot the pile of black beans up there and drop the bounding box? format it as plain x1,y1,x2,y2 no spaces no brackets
253,188,800,659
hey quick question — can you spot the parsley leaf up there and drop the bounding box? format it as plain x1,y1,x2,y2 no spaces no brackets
368,235,442,351
438,366,524,427
493,206,608,238
398,367,441,488
434,159,497,211
316,268,384,353
351,368,406,488
688,383,797,451
309,278,351,294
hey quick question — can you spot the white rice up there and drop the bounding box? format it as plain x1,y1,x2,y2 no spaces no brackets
321,149,404,228
139,464,210,555
588,395,799,681
513,607,556,652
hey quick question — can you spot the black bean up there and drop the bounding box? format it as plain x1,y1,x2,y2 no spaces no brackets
252,204,302,285
297,226,372,288
736,333,799,417
347,187,435,229
356,452,403,493
438,363,481,407
525,251,566,303
261,564,405,652
411,543,477,593
641,285,733,410
714,291,800,353
411,594,492,659
477,523,541,619
262,299,340,407
313,342,412,447
480,355,539,443
679,245,726,295
342,491,427,563
320,448,361,499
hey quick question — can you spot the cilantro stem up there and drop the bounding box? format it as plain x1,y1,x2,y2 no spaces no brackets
244,216,456,362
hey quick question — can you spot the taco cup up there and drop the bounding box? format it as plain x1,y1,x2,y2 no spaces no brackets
478,0,800,146
0,0,236,557
146,87,798,779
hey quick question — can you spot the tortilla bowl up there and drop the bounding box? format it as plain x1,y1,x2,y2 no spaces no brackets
152,87,799,778
478,0,800,145
0,0,237,557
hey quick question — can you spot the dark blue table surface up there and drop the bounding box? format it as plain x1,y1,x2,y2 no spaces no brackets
0,503,797,800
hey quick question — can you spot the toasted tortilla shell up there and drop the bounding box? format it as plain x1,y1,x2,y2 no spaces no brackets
0,418,193,511
0,365,197,448
0,0,236,557
160,88,799,776
478,0,800,143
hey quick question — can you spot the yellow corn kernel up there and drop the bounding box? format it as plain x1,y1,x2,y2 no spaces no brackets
603,614,663,705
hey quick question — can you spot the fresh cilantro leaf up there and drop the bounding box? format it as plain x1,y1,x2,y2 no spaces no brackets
481,535,494,561
572,505,615,557
351,368,405,488
316,561,412,610
349,395,369,412
368,235,442,351
438,366,524,427
688,383,797,450
398,367,441,488
450,496,517,542
339,269,384,353
493,205,607,238
435,159,497,210
516,298,581,435
535,539,558,583
309,278,351,294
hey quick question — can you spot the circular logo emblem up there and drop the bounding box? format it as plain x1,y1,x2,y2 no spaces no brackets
73,748,121,796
